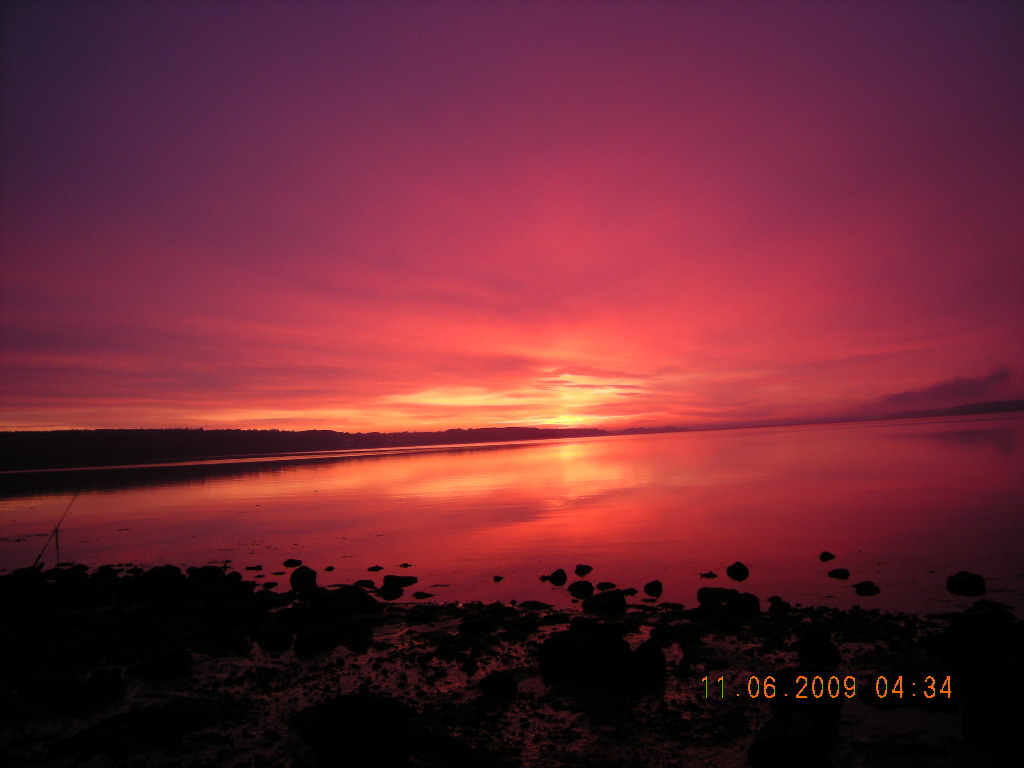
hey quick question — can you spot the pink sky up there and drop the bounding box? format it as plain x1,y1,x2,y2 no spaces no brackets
2,0,1022,432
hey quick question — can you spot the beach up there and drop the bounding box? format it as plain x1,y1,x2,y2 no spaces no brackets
2,560,1019,768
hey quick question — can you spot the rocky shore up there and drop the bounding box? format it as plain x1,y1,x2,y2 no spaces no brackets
1,560,1020,767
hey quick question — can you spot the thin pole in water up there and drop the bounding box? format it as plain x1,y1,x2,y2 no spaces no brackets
33,488,80,568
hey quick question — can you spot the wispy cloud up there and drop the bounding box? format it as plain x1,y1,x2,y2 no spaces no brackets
876,366,1016,409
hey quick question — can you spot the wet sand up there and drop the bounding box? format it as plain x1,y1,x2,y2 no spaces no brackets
1,562,1020,767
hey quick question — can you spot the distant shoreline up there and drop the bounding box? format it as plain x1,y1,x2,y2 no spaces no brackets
0,425,688,473
2,400,1021,473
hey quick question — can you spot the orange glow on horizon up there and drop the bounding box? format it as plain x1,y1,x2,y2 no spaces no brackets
1,3,1022,433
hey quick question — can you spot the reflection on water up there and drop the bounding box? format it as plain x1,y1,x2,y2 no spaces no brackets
2,414,1022,614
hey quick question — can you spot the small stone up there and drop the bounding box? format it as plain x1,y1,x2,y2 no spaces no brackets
827,568,850,580
726,561,750,582
547,568,568,587
283,558,303,568
493,575,504,582
574,564,593,577
596,581,617,591
699,570,717,579
367,565,383,572
853,581,880,597
819,551,836,562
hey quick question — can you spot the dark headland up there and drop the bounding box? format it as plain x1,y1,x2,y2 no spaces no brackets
0,426,689,473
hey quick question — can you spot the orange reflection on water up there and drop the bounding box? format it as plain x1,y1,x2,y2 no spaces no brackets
1,416,1021,613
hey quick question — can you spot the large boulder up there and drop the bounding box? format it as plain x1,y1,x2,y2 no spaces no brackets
538,622,634,687
582,589,628,614
289,566,318,592
946,570,986,597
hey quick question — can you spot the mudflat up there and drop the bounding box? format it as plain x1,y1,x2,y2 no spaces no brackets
1,561,1019,767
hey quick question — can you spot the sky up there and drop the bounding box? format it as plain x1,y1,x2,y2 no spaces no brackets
2,0,1022,432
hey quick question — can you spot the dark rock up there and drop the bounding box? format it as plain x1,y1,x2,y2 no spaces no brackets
367,564,383,572
478,670,518,698
255,627,293,655
519,600,553,610
574,564,593,577
324,565,334,572
633,638,667,682
289,693,410,759
734,592,761,614
493,575,504,582
326,584,382,614
699,570,717,579
376,585,404,601
620,587,638,597
726,561,750,582
128,648,193,679
643,579,663,599
946,570,986,597
546,568,568,587
567,580,595,599
697,586,740,606
293,630,340,656
23,668,126,716
749,712,832,768
53,696,242,758
650,620,702,647
382,574,418,589
245,564,263,571
398,562,412,568
412,591,433,600
596,581,617,590
819,551,836,562
696,587,760,616
190,627,251,657
582,589,628,614
502,614,539,635
404,604,442,624
188,565,227,583
768,595,791,614
963,660,1024,759
354,579,376,589
538,623,634,687
283,558,302,568
853,581,880,597
827,568,850,580
797,630,842,667
289,565,317,592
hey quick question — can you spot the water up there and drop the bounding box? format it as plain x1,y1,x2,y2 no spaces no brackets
2,414,1022,614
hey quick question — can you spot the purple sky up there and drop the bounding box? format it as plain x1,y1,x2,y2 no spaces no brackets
2,0,1022,431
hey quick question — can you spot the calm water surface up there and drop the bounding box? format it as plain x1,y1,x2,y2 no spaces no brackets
2,415,1022,614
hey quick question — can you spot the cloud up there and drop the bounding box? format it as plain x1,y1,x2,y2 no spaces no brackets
877,366,1016,409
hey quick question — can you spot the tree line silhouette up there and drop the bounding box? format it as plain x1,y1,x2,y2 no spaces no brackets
0,426,629,471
